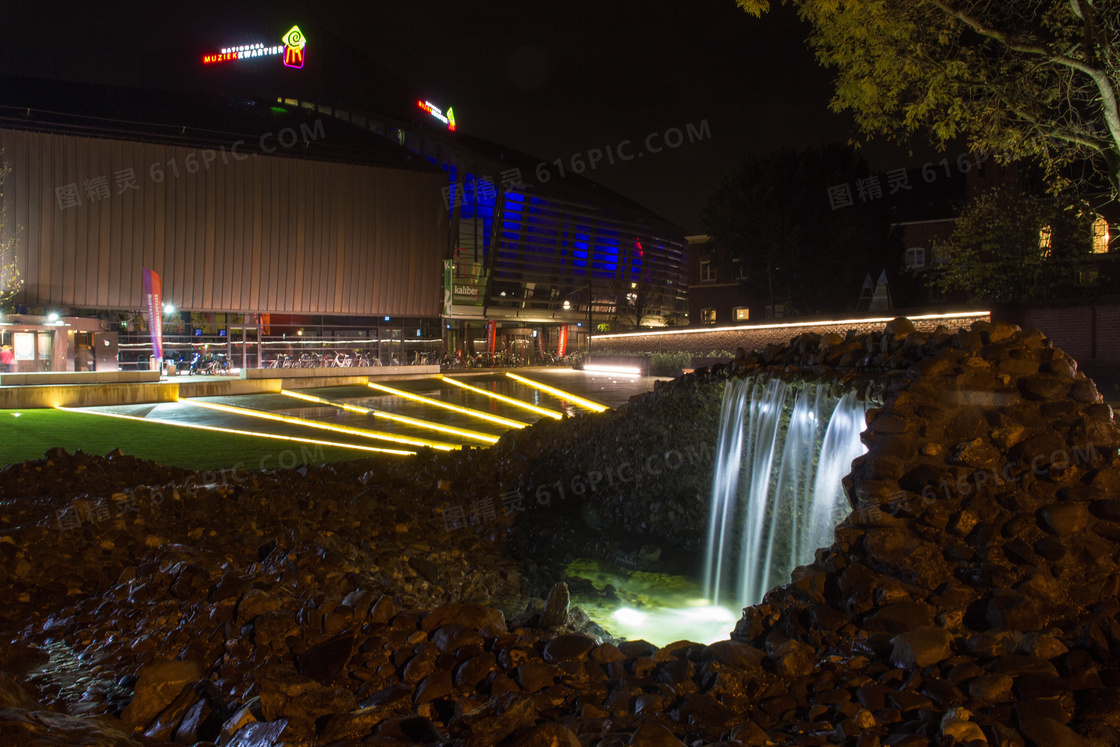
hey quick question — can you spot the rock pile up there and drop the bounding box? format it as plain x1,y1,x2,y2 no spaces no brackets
728,318,1120,746
0,317,1118,746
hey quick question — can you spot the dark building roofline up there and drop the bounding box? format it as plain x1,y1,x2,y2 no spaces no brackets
0,75,442,173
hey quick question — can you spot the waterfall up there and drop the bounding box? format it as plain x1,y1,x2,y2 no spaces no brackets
702,377,868,611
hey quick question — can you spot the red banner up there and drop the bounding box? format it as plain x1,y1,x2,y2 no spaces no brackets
486,319,497,355
558,324,568,357
142,267,163,363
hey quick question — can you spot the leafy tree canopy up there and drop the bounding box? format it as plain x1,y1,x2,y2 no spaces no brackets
738,1,1120,198
932,187,1093,303
702,144,896,315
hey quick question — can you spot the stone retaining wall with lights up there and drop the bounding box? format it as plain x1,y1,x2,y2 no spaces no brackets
591,311,991,356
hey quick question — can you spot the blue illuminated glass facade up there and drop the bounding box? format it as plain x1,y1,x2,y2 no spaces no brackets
292,100,689,333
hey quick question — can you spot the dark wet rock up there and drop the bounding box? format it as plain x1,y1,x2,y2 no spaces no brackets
515,722,583,746
701,640,765,670
120,659,201,730
0,708,142,746
422,604,507,634
539,582,570,628
865,601,935,634
456,691,537,745
374,714,448,743
1037,502,1090,537
297,634,354,684
629,721,686,746
543,634,595,663
0,671,42,710
890,626,953,669
1018,717,1088,747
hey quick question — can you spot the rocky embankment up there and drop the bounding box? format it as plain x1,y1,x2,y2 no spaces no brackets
0,318,1118,746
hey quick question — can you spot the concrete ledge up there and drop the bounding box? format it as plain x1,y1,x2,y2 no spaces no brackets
256,376,373,390
0,382,180,409
178,379,282,398
0,371,160,386
241,365,439,380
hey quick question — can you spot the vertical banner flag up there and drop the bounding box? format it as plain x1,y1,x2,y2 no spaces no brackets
557,324,568,357
442,259,454,317
142,267,164,364
486,319,497,355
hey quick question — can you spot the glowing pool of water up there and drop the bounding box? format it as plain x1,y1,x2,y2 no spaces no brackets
564,559,740,646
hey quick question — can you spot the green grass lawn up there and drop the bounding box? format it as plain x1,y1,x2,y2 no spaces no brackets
0,408,401,471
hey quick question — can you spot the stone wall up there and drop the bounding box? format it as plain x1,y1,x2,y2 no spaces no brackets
591,311,991,356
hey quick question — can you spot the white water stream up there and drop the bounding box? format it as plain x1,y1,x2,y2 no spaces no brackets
702,377,868,612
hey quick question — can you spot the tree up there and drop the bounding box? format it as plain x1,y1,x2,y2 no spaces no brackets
702,144,897,315
0,164,22,308
932,187,1093,302
609,270,664,330
737,1,1120,198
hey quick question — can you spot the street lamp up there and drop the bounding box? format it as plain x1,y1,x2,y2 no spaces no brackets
562,283,594,360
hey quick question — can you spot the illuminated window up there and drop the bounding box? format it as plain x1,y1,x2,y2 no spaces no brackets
700,260,715,282
733,307,750,321
904,247,925,269
1039,225,1052,258
1092,215,1110,254
701,308,717,324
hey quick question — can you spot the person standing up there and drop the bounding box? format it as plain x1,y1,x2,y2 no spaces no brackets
0,345,13,373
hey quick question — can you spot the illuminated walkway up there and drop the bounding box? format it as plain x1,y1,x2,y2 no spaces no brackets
78,369,665,452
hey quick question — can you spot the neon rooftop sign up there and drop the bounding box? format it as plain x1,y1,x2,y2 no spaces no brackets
418,100,456,131
202,25,306,68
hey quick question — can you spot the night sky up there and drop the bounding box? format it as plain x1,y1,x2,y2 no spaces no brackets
1,0,934,232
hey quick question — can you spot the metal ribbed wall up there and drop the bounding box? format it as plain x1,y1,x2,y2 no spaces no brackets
0,128,446,316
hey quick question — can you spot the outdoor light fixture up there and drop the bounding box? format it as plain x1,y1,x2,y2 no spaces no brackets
56,406,415,456
440,376,563,420
583,364,642,376
503,373,609,412
366,382,529,429
47,312,59,322
163,303,175,314
563,300,571,310
592,310,992,340
279,390,499,444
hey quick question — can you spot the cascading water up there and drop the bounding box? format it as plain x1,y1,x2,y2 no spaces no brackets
702,376,868,612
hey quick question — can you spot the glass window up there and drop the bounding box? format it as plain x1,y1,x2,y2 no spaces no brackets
12,332,34,360
904,247,925,269
700,260,715,282
701,308,717,324
1092,215,1110,254
733,307,750,321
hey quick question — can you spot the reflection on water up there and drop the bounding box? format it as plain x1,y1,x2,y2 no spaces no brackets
564,559,739,646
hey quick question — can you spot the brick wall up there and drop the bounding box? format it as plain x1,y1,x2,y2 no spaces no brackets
591,312,992,356
994,302,1120,367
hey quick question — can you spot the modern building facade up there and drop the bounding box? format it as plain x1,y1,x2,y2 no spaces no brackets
0,24,689,370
